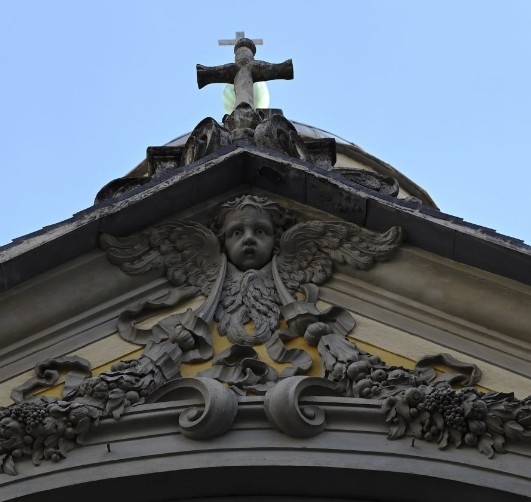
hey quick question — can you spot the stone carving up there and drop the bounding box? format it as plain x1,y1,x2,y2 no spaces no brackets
254,114,310,162
95,176,151,204
181,117,232,166
102,195,401,348
197,38,293,111
196,37,295,144
3,194,531,476
0,397,100,475
333,168,400,197
264,376,338,437
192,39,333,163
382,368,531,458
95,39,334,202
145,377,238,439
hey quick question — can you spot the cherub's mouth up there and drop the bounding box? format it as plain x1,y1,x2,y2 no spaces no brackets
244,247,256,256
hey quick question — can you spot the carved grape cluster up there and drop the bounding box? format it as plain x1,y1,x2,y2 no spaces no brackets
422,388,468,430
383,385,531,457
0,399,100,475
0,402,48,431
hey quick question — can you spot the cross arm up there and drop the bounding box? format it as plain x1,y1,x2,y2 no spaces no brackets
196,63,238,89
251,59,294,83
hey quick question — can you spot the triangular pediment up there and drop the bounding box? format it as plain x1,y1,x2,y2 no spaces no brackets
2,31,531,501
0,167,530,496
2,144,531,291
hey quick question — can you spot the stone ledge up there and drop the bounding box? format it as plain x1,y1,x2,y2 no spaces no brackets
1,398,529,501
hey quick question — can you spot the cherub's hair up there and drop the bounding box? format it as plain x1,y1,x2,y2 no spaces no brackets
212,195,294,251
221,195,281,217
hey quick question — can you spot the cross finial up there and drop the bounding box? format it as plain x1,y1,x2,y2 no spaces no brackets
218,31,263,47
197,38,293,110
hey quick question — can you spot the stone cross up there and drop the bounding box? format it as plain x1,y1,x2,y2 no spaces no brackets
218,31,263,47
197,38,293,109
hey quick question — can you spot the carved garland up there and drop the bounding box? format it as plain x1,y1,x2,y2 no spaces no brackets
1,195,530,476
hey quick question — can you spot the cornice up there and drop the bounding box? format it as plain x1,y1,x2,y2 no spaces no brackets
0,396,529,501
0,146,530,292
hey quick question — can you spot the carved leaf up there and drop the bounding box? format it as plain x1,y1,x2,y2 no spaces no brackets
517,408,531,427
487,403,517,420
431,411,445,430
503,420,524,441
388,416,407,440
478,434,494,458
438,428,450,449
105,389,126,420
276,221,402,294
74,416,92,436
100,219,222,296
395,398,411,420
382,398,398,423
483,391,515,402
32,437,44,466
463,400,474,417
44,433,61,448
385,406,397,423
1,455,17,476
448,427,463,448
58,438,76,455
485,414,505,434
492,433,506,453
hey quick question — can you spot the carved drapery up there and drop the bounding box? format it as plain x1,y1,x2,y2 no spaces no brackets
2,195,531,476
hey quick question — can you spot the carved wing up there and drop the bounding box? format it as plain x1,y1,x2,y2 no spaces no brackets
100,218,222,295
276,221,402,294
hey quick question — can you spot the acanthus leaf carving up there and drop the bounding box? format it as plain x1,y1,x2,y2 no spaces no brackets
4,194,531,475
181,117,232,167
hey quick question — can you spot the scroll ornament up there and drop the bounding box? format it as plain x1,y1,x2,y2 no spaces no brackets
2,195,530,476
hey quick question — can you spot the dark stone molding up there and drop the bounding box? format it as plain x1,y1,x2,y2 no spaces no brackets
1,146,530,292
0,397,529,501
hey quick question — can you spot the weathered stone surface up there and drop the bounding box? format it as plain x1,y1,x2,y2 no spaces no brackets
197,38,293,110
333,167,400,196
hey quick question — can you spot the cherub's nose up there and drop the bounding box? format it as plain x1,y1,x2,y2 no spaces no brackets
243,230,256,245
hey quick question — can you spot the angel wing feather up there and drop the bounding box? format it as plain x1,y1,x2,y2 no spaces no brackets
100,218,222,295
276,221,402,294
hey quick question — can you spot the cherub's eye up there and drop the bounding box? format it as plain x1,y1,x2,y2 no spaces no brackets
256,228,265,236
231,229,242,238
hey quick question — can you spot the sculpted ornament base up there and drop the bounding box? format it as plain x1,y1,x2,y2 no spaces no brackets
2,195,530,476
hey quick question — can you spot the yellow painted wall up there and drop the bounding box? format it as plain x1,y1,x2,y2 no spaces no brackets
3,309,515,406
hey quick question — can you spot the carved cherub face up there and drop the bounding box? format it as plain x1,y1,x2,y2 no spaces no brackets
222,206,275,271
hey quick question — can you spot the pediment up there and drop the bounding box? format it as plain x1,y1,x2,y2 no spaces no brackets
0,179,530,499
2,144,531,291
2,32,531,502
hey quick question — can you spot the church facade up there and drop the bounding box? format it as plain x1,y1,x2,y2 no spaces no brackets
0,38,530,501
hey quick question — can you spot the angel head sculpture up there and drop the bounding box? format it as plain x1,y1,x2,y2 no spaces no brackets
101,195,402,346
214,195,280,271
213,195,282,271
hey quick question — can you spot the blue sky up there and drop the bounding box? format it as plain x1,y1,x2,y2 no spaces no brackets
1,1,530,246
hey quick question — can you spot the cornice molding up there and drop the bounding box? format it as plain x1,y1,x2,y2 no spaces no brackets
0,396,529,501
1,148,530,292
